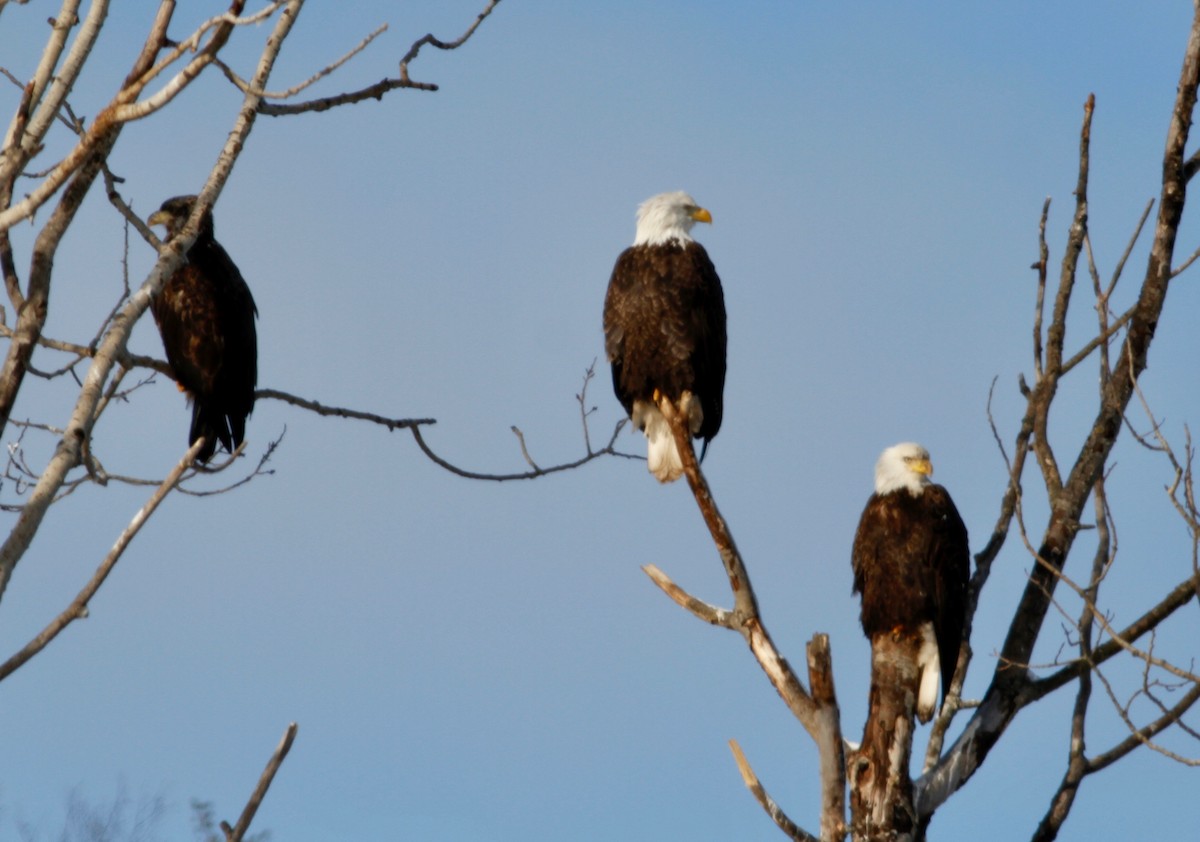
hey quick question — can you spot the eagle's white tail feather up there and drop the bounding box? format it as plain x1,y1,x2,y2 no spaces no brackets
916,622,940,724
643,409,684,483
632,393,703,484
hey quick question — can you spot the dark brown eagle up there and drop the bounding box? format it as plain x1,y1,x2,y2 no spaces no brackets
148,195,258,463
851,443,970,722
603,191,727,483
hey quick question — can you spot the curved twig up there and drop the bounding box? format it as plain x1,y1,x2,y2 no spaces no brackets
408,419,631,482
729,739,816,842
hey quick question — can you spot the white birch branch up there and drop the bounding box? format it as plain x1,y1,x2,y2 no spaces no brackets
0,0,301,603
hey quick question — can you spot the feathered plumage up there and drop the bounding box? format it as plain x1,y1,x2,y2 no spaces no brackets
148,195,258,463
851,443,970,722
603,191,727,482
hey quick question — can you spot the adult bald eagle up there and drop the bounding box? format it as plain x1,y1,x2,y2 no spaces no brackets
852,443,970,723
148,195,258,463
603,191,727,483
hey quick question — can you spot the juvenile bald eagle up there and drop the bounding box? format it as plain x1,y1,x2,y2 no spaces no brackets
603,191,727,483
852,443,970,723
148,195,258,463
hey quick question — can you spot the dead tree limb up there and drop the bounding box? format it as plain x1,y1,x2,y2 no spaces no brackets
221,722,299,842
644,397,846,841
918,9,1200,819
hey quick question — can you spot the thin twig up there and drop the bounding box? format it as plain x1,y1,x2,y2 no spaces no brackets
510,426,540,471
408,420,631,482
259,0,500,115
215,24,387,99
1088,662,1200,769
398,0,500,86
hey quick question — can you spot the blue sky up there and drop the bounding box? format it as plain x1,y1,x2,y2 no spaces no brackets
1,2,1198,839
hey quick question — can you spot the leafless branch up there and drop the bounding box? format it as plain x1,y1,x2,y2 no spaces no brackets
510,426,540,471
1088,661,1200,770
0,0,298,605
1035,558,1200,686
1027,572,1199,701
409,418,631,481
0,323,173,379
921,15,1200,812
1032,197,1050,377
651,396,845,840
642,563,733,627
0,439,203,684
397,0,500,88
577,360,601,455
0,1,254,231
386,364,636,480
257,387,434,432
1029,475,1110,841
215,24,387,99
259,0,501,116
729,739,816,842
220,722,298,842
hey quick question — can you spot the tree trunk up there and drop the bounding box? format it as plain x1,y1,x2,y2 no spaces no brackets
849,632,923,841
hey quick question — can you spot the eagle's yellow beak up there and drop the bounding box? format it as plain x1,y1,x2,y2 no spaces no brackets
911,458,934,478
691,207,713,224
147,210,169,227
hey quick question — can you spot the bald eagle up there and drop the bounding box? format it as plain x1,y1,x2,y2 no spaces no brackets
148,195,258,463
852,443,970,723
603,191,727,483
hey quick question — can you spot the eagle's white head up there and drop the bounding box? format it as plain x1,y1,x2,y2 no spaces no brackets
633,191,713,247
874,442,934,496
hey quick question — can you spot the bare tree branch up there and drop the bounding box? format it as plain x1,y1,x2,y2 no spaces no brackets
215,23,388,100
921,14,1200,811
1024,572,1199,701
258,0,501,116
651,396,845,841
408,420,631,481
0,1,255,232
0,0,296,605
0,439,203,684
1087,679,1200,771
257,387,434,432
642,563,733,627
729,739,816,842
221,722,298,842
0,0,175,439
1029,476,1110,841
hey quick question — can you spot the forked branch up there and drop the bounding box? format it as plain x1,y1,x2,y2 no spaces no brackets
259,0,501,116
920,11,1200,818
643,397,845,840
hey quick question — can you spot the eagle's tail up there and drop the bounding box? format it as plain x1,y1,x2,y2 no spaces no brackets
189,400,234,464
644,410,684,483
915,622,940,724
636,392,704,484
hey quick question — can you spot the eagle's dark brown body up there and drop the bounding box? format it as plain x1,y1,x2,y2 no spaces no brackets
852,484,969,715
149,196,257,463
603,240,727,448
